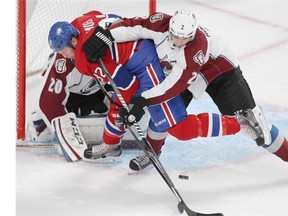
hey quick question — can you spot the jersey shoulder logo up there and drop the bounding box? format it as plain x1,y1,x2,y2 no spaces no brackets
193,50,205,66
55,58,67,73
150,13,164,23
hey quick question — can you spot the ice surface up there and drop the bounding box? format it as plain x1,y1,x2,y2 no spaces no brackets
14,1,288,216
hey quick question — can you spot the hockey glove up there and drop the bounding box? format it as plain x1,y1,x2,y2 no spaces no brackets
119,96,148,126
83,26,114,62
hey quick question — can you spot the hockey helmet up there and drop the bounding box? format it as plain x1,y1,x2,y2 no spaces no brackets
169,9,198,39
48,21,79,52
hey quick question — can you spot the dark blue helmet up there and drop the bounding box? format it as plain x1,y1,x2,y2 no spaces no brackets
48,21,79,52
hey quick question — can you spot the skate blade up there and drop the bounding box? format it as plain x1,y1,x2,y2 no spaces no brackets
127,165,154,175
83,156,122,164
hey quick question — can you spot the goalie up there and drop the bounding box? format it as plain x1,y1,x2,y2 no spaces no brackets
27,52,118,162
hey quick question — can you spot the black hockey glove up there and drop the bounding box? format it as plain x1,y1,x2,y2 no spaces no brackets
83,26,114,62
119,96,148,126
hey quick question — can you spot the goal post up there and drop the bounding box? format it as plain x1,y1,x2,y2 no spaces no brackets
16,0,157,140
149,0,156,15
17,0,26,140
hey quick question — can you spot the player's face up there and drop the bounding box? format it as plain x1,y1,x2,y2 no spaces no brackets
170,34,192,47
59,46,75,59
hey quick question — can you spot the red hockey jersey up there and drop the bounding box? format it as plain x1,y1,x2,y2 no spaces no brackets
71,10,139,103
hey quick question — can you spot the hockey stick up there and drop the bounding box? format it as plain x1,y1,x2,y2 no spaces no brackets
94,78,115,104
97,57,223,216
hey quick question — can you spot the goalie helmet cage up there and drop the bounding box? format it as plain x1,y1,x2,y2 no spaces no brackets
16,0,156,140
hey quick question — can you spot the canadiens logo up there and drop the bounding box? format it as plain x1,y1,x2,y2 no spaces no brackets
193,50,205,66
150,13,164,23
55,59,67,73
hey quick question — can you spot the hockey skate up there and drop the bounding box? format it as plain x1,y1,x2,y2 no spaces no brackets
129,151,161,171
84,143,122,160
236,109,265,146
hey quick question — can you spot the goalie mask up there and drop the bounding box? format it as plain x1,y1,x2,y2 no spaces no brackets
48,21,79,52
169,9,198,39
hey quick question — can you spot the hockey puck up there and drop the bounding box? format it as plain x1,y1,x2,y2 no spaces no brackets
178,175,189,180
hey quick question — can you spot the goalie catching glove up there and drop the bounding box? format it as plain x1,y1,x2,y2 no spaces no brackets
119,96,148,126
83,26,114,62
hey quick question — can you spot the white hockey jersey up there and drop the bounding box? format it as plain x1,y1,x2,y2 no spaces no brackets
109,12,238,105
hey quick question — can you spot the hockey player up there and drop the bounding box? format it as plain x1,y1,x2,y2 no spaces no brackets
33,51,111,162
48,10,263,166
83,9,288,170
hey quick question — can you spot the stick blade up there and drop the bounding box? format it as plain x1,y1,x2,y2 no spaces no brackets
178,201,224,216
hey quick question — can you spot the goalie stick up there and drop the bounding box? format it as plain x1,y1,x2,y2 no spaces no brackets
97,57,223,216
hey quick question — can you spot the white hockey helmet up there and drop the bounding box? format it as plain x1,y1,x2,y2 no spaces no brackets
169,9,198,39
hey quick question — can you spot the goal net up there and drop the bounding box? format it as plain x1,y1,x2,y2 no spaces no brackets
17,0,156,140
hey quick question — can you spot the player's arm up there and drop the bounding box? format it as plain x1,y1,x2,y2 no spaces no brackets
83,13,171,62
142,66,207,105
108,12,171,42
80,12,122,62
142,64,194,105
119,58,207,126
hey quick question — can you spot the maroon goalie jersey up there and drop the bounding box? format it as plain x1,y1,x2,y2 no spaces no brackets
38,53,101,127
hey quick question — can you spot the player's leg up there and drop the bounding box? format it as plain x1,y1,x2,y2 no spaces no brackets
129,120,166,171
263,124,288,162
129,112,241,171
83,103,123,159
207,67,288,161
206,67,267,144
83,68,140,160
168,113,240,140
129,91,241,171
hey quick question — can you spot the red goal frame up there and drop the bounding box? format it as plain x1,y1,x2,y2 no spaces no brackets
17,0,26,140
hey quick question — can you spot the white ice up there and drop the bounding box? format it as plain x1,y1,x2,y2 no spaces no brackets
12,0,288,216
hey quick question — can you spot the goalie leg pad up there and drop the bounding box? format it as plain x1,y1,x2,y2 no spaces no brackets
52,112,87,162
